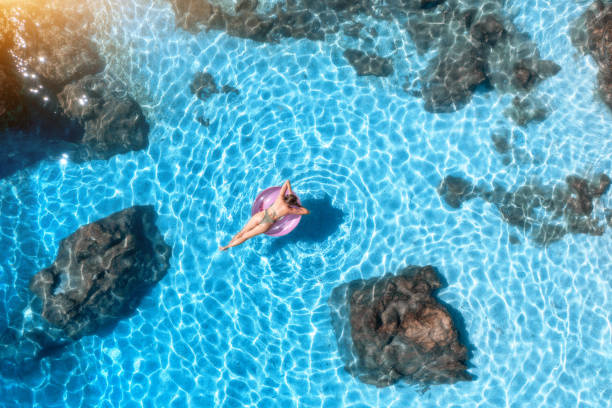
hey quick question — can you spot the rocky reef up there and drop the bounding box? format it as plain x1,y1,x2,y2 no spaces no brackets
29,206,172,339
0,2,150,177
329,265,472,387
168,0,380,42
571,0,612,111
167,0,560,117
407,0,560,115
438,173,612,244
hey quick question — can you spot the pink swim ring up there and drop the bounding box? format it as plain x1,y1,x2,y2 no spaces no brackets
251,186,302,237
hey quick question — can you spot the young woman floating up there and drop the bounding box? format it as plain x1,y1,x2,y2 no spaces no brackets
219,180,309,251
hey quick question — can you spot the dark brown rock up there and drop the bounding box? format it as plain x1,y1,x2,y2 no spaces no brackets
169,0,334,42
0,63,26,129
170,0,225,33
571,1,612,110
29,206,172,339
329,265,472,387
270,9,327,42
221,84,240,94
57,75,150,162
589,173,611,197
512,63,537,91
343,49,394,77
0,4,103,130
405,6,460,54
190,72,239,100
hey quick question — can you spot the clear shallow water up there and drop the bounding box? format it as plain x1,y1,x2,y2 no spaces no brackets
1,0,611,407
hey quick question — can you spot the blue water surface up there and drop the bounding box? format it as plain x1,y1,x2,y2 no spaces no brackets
0,0,611,407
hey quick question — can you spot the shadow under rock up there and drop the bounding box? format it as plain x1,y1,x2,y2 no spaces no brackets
0,105,82,180
434,272,478,375
267,195,344,253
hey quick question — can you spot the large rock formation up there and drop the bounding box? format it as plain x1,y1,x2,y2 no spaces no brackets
58,76,150,162
3,5,104,92
438,173,612,244
0,4,103,127
0,2,150,177
571,0,612,111
329,265,472,387
29,206,172,339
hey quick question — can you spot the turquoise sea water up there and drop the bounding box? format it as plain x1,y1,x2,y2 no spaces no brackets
1,0,611,407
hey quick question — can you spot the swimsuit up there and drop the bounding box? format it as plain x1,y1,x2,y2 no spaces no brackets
260,208,276,224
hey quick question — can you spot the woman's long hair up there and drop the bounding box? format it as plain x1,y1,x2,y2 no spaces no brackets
283,193,300,207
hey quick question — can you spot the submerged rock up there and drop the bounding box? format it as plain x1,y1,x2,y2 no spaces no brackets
190,71,240,100
566,173,610,215
58,75,150,162
167,0,560,114
190,72,220,100
470,14,506,46
167,0,404,43
437,175,480,208
504,95,549,126
343,22,365,38
438,172,612,245
571,1,612,111
168,0,327,42
421,39,487,112
510,59,561,92
491,131,511,154
409,1,561,113
343,49,394,77
329,265,472,387
29,206,172,339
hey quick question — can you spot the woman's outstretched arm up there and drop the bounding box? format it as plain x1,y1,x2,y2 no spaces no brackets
290,206,310,215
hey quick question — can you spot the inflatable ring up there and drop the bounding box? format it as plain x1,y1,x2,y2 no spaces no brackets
251,186,302,237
